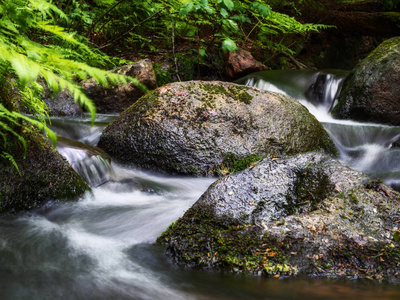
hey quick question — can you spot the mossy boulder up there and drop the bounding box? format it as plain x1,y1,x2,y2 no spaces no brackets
333,37,400,125
0,131,89,213
158,152,400,281
98,81,335,176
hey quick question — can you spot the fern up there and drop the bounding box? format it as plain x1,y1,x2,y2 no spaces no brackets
0,0,143,170
0,152,21,175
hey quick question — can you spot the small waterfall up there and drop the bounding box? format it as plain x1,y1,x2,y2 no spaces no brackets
57,137,113,187
236,69,349,113
237,69,400,190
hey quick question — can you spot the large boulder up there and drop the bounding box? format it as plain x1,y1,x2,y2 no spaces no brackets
158,152,400,281
98,81,335,176
0,131,90,213
333,37,400,125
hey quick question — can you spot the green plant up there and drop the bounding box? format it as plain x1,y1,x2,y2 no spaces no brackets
0,0,142,168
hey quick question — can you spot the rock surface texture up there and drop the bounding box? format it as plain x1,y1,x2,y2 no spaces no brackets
0,132,89,213
158,152,400,281
98,81,335,175
333,37,400,125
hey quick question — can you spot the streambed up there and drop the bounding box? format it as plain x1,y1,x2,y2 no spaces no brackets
2,69,400,299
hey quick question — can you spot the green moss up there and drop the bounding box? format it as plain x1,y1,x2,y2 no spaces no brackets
0,129,90,213
198,83,253,105
157,207,297,276
219,153,262,174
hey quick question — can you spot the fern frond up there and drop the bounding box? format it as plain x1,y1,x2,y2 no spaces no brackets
0,151,21,175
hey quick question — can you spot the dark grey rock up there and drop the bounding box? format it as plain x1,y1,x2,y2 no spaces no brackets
158,152,400,281
98,81,335,175
0,131,90,213
333,37,400,125
194,152,365,226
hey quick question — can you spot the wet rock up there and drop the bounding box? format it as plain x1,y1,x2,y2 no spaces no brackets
41,87,84,117
224,48,267,79
98,81,335,176
0,131,90,213
83,59,157,113
333,37,400,125
158,152,400,281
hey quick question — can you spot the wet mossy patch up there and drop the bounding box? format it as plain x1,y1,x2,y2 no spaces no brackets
0,128,90,213
157,207,297,276
219,153,262,175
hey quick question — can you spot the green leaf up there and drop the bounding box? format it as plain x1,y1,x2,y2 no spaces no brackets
221,38,237,52
223,0,234,11
199,48,207,57
252,2,271,18
223,19,238,32
220,8,229,18
179,2,194,18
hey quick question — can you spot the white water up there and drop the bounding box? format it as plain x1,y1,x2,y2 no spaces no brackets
0,157,216,299
239,70,400,190
2,73,400,298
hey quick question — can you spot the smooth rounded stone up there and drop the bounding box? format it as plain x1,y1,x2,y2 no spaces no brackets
41,88,84,117
98,81,335,175
158,152,400,281
0,132,90,213
193,152,366,226
333,37,400,125
224,48,267,79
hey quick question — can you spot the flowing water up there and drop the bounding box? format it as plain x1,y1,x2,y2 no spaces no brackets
237,69,400,190
2,72,400,299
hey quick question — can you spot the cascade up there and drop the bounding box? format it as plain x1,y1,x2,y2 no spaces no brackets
2,72,400,299
237,69,400,190
56,137,113,187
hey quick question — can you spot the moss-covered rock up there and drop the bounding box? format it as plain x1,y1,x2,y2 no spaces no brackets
333,37,400,125
98,81,335,176
158,152,400,281
0,130,90,213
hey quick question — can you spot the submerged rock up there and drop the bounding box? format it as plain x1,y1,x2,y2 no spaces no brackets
98,81,335,176
0,132,90,213
333,37,400,125
158,152,400,281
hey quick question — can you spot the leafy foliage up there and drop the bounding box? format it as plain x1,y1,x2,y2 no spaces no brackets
60,0,331,70
0,0,139,167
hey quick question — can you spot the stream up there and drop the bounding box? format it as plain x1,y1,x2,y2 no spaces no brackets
1,70,400,299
